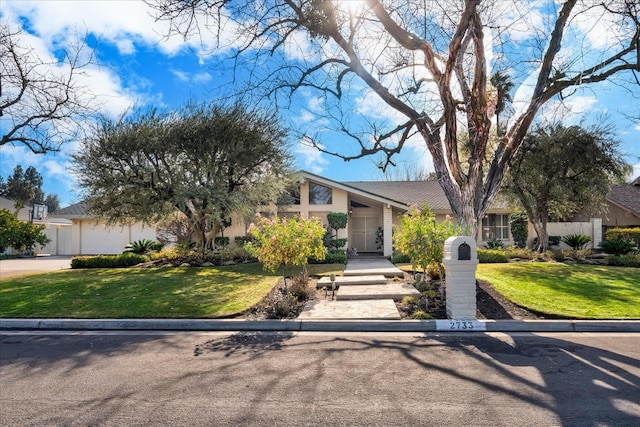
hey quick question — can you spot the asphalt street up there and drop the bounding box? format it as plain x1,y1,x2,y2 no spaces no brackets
1,331,638,426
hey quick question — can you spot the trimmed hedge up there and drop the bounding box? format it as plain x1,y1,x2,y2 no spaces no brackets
310,249,347,265
477,249,508,263
71,253,149,269
605,228,640,246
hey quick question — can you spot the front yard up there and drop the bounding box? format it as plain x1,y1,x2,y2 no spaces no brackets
476,263,640,319
1,261,638,320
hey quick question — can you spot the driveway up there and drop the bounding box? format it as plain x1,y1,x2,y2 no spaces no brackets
0,256,72,278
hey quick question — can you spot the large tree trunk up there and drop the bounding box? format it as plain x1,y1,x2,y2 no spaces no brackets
531,219,549,252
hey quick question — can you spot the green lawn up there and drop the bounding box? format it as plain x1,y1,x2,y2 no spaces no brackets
477,263,640,319
0,263,344,318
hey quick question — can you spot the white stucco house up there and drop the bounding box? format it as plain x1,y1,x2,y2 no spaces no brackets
47,171,639,256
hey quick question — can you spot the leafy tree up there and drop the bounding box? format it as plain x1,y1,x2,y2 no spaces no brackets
504,123,630,252
148,0,639,236
43,194,60,214
245,214,326,289
0,165,44,205
72,102,294,250
0,208,50,254
394,204,462,280
1,25,97,153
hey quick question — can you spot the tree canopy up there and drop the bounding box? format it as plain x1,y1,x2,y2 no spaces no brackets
503,122,630,251
148,0,639,235
72,102,294,249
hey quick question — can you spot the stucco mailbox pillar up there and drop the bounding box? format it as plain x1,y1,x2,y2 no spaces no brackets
443,236,478,319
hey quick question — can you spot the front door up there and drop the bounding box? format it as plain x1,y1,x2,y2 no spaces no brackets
351,216,380,253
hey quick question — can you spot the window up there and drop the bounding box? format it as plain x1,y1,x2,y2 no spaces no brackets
309,182,332,205
277,184,300,205
482,214,509,241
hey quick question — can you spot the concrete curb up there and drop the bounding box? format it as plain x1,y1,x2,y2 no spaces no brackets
1,318,639,333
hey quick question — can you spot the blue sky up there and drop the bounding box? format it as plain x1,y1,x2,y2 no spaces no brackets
1,0,639,208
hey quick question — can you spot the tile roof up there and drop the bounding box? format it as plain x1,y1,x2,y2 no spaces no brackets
607,184,640,218
52,202,88,217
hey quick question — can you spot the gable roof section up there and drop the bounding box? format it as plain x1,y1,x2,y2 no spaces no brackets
607,184,640,219
344,180,452,210
52,202,88,218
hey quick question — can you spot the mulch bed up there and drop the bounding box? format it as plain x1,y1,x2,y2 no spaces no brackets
245,274,542,320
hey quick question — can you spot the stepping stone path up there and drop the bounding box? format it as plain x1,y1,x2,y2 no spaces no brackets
301,257,419,320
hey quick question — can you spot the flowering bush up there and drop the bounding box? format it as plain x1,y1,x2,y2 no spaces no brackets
245,214,326,287
393,204,462,279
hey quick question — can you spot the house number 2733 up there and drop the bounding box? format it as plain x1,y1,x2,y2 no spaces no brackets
436,319,486,331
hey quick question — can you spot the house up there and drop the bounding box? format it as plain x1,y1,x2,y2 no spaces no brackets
47,171,512,256
49,171,639,256
0,196,72,255
52,202,157,255
603,176,640,230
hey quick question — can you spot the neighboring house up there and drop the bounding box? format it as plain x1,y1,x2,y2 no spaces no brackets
0,196,72,255
603,176,640,230
52,202,157,255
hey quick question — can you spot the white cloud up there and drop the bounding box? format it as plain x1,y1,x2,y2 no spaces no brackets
295,140,329,175
171,69,190,83
192,72,212,84
42,160,67,177
635,124,640,132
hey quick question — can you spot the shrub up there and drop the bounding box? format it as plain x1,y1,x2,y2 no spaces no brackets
509,212,528,248
394,204,462,278
0,208,50,254
605,228,640,246
477,249,508,263
483,238,504,249
219,245,255,263
412,311,432,320
71,253,149,268
549,235,562,247
310,249,347,265
599,239,637,256
391,252,411,264
606,254,640,268
245,214,326,289
213,236,230,248
504,247,551,262
561,234,591,250
234,235,254,246
123,239,160,255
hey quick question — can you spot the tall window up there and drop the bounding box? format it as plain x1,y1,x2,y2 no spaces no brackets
277,184,300,205
309,182,332,205
482,214,509,241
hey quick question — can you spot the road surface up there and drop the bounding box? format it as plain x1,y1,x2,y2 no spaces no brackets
1,331,638,426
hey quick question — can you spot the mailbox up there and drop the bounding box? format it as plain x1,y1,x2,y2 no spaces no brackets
442,236,478,319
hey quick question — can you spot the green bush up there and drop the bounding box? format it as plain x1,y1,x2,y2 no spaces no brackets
391,252,411,264
599,239,637,256
483,238,505,249
477,249,508,263
509,213,528,248
234,235,254,246
605,228,640,246
214,236,230,248
549,235,562,247
310,249,347,265
606,254,640,267
412,311,432,320
561,234,591,250
71,253,149,269
123,239,160,255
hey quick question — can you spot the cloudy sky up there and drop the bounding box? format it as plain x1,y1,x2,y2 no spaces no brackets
1,0,639,208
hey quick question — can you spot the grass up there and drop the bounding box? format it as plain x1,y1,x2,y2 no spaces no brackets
0,263,344,319
477,263,640,319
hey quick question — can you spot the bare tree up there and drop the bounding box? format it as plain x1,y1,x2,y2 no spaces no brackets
148,0,639,235
1,25,97,154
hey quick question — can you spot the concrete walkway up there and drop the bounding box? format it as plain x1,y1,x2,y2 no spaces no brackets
302,255,414,320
